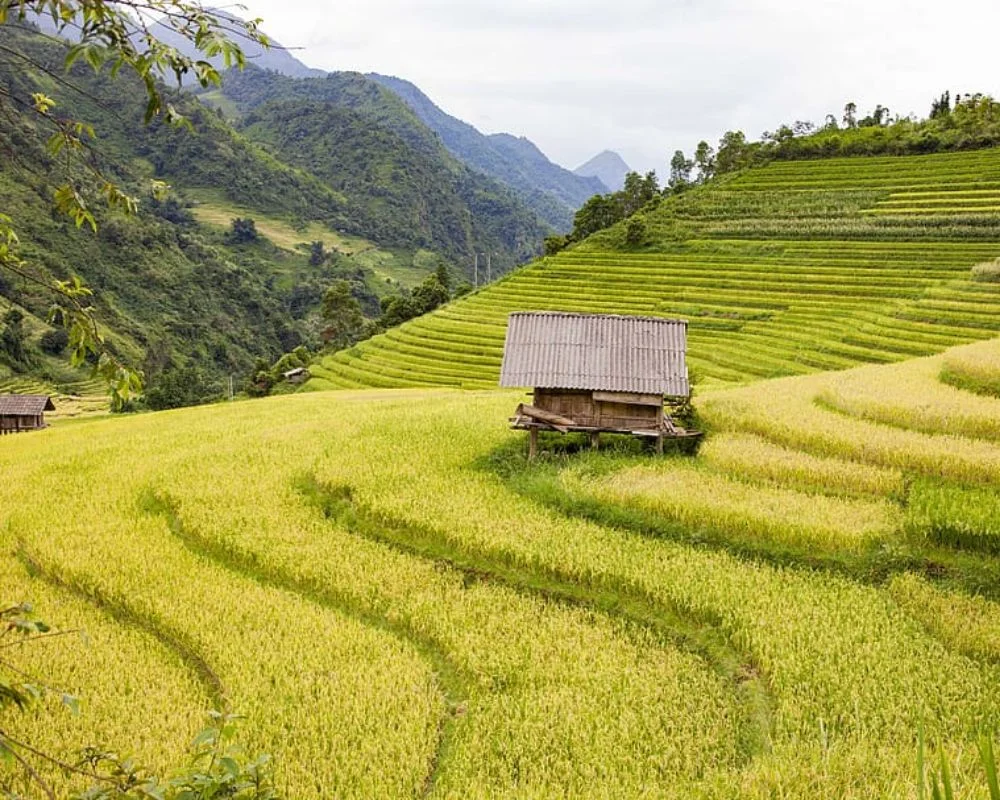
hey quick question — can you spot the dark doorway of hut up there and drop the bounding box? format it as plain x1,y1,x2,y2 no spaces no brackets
498,311,702,460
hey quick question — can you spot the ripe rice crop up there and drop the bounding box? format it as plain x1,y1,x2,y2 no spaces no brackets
941,337,1000,397
699,432,906,499
0,557,204,798
6,380,1000,795
562,459,901,552
889,573,1000,663
816,356,1000,440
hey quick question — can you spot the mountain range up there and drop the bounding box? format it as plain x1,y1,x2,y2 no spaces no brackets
366,74,606,229
0,12,625,406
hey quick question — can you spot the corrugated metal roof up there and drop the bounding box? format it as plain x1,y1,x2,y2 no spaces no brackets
0,395,55,415
499,312,689,396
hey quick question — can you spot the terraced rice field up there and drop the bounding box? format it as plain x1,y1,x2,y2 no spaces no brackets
313,148,1000,390
0,373,107,419
7,334,1000,797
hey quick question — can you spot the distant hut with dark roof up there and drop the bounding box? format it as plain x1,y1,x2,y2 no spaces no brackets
500,312,698,456
0,395,55,435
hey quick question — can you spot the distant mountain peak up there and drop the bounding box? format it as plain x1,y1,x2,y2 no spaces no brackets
367,73,605,231
573,150,631,192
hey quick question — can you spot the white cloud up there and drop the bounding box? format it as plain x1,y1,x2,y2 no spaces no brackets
234,0,1000,175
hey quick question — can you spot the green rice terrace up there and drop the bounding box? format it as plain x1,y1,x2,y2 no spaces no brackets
312,148,1000,390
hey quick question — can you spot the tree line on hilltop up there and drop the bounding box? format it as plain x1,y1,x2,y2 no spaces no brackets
546,92,1000,255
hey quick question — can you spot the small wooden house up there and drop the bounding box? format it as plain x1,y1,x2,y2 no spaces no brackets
283,367,311,385
0,394,55,435
499,312,697,456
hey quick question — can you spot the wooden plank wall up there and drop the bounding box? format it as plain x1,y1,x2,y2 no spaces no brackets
534,389,662,432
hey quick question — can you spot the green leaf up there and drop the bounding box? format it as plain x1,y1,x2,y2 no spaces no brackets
981,735,1000,800
939,748,954,800
61,693,81,716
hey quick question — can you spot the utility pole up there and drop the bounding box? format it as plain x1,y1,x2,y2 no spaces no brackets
473,252,479,288
487,252,492,283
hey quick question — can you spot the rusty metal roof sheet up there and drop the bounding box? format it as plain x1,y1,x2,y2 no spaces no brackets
0,395,55,415
499,312,689,397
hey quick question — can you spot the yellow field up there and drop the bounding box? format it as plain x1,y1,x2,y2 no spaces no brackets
187,196,364,254
5,334,1000,797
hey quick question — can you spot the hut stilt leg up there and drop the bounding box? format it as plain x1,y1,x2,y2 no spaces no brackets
529,428,538,461
590,432,600,450
656,435,664,455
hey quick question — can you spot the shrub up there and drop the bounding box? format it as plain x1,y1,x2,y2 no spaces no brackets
39,327,69,355
624,216,647,247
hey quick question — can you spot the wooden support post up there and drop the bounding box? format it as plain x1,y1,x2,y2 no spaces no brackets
590,431,600,450
528,427,538,461
656,434,664,455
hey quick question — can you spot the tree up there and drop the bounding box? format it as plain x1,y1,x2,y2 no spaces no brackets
843,102,858,128
321,280,364,350
227,217,259,244
0,0,269,407
624,216,646,247
309,240,326,267
930,91,951,119
572,193,619,239
715,130,751,175
411,273,450,315
620,170,658,216
693,141,715,182
544,234,570,255
379,295,419,329
668,150,693,193
144,364,221,410
0,308,30,368
434,263,451,292
39,326,69,355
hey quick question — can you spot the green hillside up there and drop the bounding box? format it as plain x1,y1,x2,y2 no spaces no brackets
205,67,551,265
0,25,550,405
312,147,1000,390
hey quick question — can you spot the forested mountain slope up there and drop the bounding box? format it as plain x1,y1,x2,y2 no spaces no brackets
368,73,605,230
0,24,555,403
0,27,435,401
207,67,550,264
312,147,1000,390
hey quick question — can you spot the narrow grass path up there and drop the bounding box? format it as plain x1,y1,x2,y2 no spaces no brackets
138,488,465,798
295,474,776,766
17,543,227,711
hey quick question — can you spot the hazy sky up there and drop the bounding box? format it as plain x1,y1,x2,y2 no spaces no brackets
232,0,998,175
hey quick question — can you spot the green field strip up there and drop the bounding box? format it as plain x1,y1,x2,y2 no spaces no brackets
865,206,1000,215
321,354,433,388
338,353,466,387
534,265,949,289
875,197,1000,207
379,330,503,365
354,345,498,380
403,317,507,345
346,354,488,386
895,306,1000,329
361,337,500,370
725,328,893,369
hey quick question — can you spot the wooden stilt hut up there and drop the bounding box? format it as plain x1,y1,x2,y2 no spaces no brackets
0,395,55,435
499,312,698,457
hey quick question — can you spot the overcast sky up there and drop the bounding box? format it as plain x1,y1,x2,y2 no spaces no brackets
231,0,999,175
